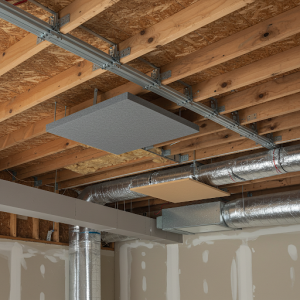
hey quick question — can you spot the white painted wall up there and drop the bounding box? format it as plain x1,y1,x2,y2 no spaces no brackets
115,225,300,300
0,239,114,300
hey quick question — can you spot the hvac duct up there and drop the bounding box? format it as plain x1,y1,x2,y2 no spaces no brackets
78,144,300,204
158,190,300,234
70,144,300,300
223,190,300,229
69,226,101,300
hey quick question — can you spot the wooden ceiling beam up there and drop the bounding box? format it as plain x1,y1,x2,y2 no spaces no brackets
7,98,300,186
59,160,177,189
16,147,107,179
36,156,154,186
0,138,80,171
0,0,119,77
104,6,300,100
156,72,300,147
192,126,300,162
58,125,300,189
164,99,300,155
0,0,247,123
226,174,300,195
2,8,300,153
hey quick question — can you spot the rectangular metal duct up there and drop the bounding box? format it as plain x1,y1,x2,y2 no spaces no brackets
157,202,231,234
46,92,199,155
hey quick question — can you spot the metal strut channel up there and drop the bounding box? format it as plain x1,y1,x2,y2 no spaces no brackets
0,0,277,150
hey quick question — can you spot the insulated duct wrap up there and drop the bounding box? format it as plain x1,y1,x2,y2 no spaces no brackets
197,147,287,186
78,144,300,204
223,190,300,229
78,173,152,205
79,165,196,204
69,226,101,300
151,164,195,184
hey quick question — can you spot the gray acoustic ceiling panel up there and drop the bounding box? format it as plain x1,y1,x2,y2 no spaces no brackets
46,92,199,154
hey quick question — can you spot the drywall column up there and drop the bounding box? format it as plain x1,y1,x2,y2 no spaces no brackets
69,226,101,300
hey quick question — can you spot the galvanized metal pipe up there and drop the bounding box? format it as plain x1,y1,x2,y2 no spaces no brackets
69,226,101,300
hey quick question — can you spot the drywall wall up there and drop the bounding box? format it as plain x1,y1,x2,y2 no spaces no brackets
0,238,114,300
115,224,300,300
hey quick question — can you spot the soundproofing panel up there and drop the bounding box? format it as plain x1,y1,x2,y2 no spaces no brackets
47,92,199,154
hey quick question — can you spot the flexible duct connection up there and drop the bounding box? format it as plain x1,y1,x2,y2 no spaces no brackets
223,190,300,229
78,144,300,203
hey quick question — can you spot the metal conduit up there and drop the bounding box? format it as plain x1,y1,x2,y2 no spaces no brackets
223,190,300,229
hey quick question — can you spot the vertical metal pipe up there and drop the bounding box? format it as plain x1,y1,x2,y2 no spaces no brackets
69,226,101,300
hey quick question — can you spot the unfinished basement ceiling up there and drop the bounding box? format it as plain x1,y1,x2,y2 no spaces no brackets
0,0,299,221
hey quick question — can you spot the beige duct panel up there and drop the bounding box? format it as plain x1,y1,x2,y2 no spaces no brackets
131,178,230,203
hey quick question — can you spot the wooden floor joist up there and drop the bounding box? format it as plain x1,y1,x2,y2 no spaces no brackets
1,0,300,231
0,0,253,123
0,138,80,171
2,6,300,156
0,0,121,77
16,147,107,179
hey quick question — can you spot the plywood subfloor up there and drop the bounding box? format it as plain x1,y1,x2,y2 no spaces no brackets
131,178,230,203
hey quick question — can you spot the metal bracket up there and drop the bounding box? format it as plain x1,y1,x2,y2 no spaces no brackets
151,68,161,82
266,133,282,143
178,154,189,163
210,98,225,113
247,192,253,197
93,88,98,105
231,111,240,125
59,14,70,28
10,170,17,181
36,36,44,44
210,97,217,110
33,176,42,187
250,122,258,133
143,145,154,151
161,70,172,81
92,64,101,72
36,12,70,45
178,80,193,102
247,113,257,122
161,149,171,157
120,47,131,59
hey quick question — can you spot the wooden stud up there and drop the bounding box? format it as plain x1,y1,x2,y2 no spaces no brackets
10,214,17,238
52,222,60,243
32,218,39,240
